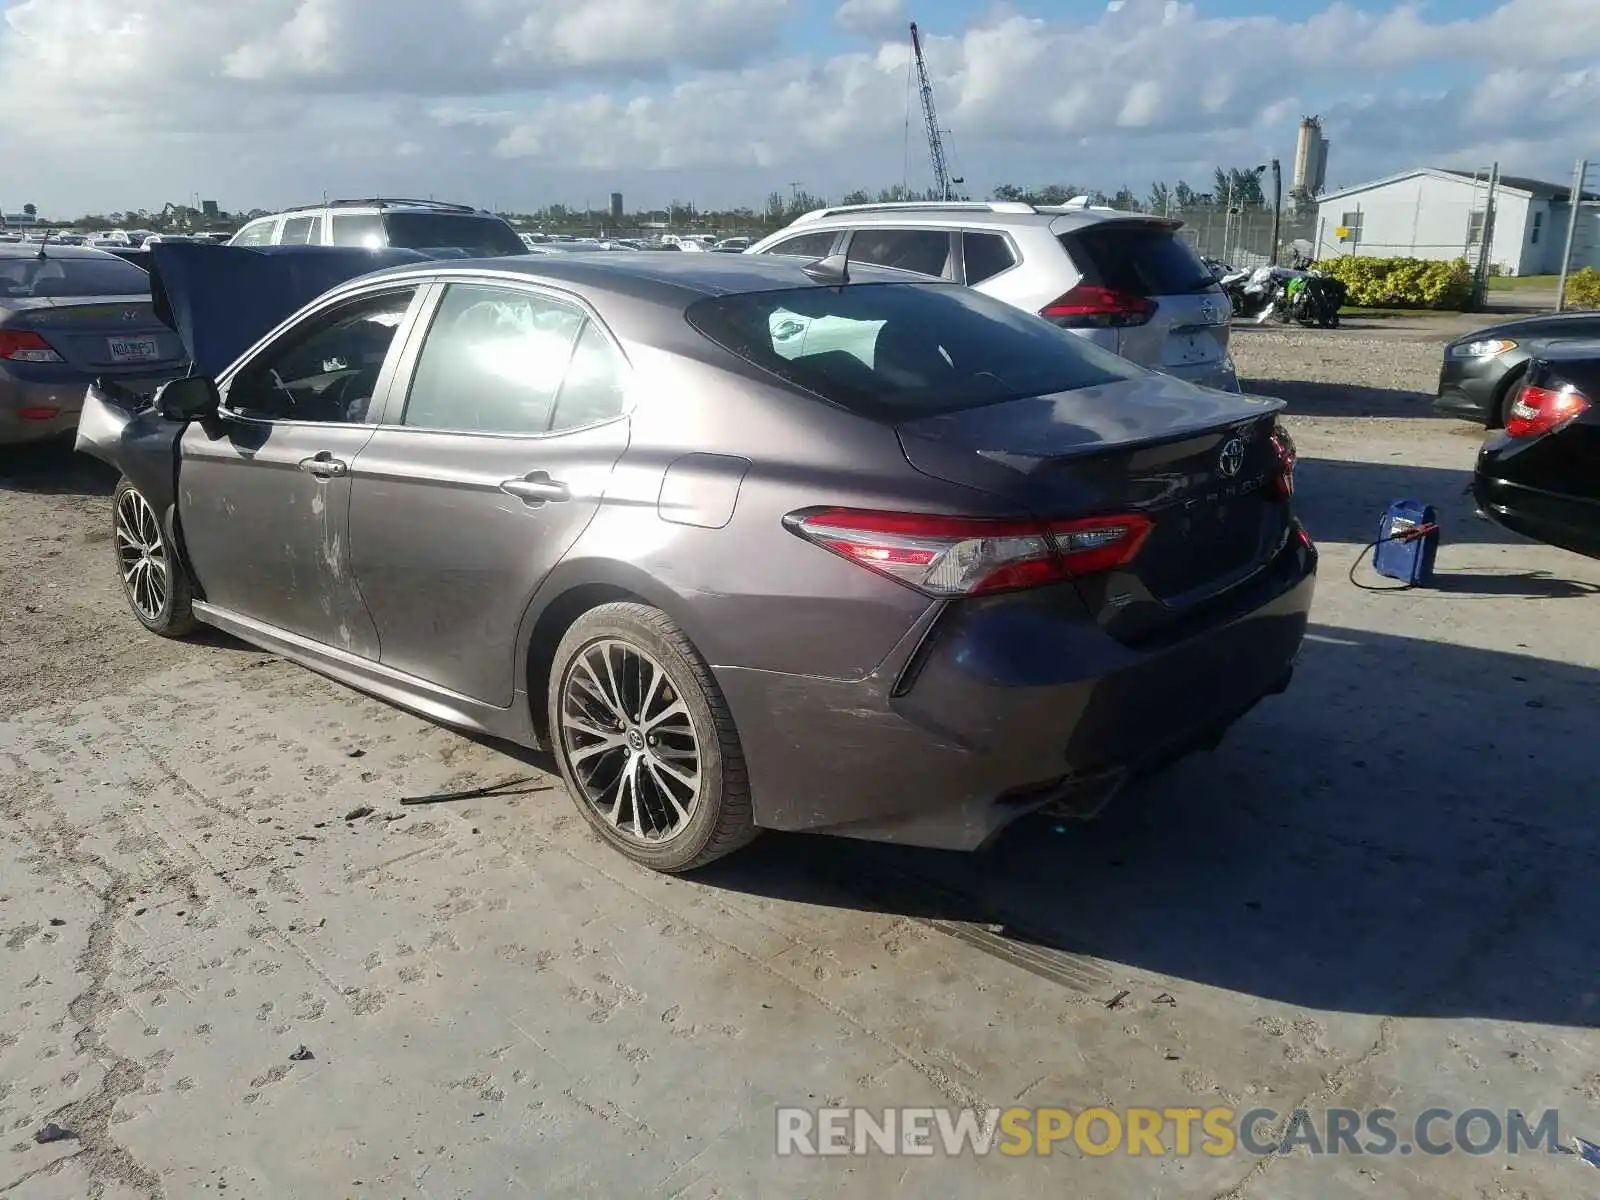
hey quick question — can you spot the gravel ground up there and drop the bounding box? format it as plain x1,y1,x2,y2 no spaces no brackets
2,332,1598,1199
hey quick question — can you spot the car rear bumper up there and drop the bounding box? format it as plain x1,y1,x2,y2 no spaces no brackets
717,531,1317,851
1473,471,1600,559
0,379,85,444
0,370,182,446
1164,357,1240,392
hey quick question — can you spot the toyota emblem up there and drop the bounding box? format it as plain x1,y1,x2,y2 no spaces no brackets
1217,437,1245,477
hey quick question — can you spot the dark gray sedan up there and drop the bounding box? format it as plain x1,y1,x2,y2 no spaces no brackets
1,243,186,444
77,248,1316,872
1436,308,1600,426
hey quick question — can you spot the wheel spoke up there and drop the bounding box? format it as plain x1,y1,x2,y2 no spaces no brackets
560,638,704,846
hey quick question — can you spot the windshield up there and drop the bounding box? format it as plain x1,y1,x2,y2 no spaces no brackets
382,213,528,256
0,253,150,299
686,282,1145,419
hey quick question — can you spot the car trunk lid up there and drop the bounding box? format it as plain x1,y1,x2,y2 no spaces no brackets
895,374,1292,640
3,297,186,372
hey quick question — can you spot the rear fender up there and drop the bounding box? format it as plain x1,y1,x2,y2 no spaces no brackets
75,382,185,523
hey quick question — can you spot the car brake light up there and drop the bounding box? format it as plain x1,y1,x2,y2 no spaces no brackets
1504,382,1591,438
1268,420,1297,499
1040,284,1156,329
0,330,64,363
17,407,60,420
789,508,1153,597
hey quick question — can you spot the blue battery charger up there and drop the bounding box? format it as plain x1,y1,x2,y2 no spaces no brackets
1371,499,1440,586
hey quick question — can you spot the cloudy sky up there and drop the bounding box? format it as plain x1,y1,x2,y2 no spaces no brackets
1,0,1595,218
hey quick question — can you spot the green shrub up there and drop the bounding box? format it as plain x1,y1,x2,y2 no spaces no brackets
1312,256,1474,310
1564,266,1600,310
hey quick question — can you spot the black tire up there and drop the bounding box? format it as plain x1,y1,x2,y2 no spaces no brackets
1491,364,1527,430
546,602,757,872
111,478,196,638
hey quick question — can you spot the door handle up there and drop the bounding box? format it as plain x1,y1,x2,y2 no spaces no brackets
499,472,570,504
298,452,348,478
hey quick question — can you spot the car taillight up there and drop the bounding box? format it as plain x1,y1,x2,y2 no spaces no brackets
1504,382,1591,438
1040,284,1156,329
1269,420,1297,499
0,330,64,363
789,509,1153,597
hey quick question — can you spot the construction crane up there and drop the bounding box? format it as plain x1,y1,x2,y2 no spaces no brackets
909,22,960,201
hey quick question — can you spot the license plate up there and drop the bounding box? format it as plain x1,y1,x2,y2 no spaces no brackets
1169,334,1212,365
108,337,158,363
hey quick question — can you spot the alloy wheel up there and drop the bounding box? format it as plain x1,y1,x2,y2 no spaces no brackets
114,487,169,622
559,639,702,843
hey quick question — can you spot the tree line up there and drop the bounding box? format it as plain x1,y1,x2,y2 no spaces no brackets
19,165,1284,235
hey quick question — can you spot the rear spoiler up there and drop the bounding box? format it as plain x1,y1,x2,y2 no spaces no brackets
147,242,432,378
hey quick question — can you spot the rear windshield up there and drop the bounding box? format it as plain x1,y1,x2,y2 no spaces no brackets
685,282,1144,418
1061,223,1215,296
0,253,149,299
382,213,528,257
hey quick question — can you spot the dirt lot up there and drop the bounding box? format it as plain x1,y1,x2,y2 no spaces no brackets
2,330,1598,1199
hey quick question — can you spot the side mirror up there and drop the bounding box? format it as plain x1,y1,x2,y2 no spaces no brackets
154,375,219,421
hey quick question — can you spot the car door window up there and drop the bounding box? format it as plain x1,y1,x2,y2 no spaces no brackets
225,289,417,423
962,232,1016,285
279,215,319,245
330,213,385,248
764,231,839,258
549,321,628,431
402,283,586,435
847,229,953,278
231,219,274,247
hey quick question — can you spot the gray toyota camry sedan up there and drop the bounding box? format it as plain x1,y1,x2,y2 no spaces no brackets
78,245,1316,872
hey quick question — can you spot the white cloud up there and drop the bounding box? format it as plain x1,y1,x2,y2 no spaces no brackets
2,0,1599,216
834,0,904,38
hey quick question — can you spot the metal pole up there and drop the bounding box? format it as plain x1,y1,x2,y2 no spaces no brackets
1269,158,1282,266
1557,158,1586,312
1472,162,1499,311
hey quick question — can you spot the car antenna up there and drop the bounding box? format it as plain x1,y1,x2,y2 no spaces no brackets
802,245,851,287
36,231,53,259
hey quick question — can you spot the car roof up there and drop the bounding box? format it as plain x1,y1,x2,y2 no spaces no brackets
0,242,126,260
356,250,934,304
778,202,1174,233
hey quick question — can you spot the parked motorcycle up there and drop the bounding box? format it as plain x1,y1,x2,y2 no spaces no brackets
1224,264,1346,328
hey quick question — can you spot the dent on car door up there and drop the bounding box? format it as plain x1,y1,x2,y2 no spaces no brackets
176,286,427,654
347,281,632,706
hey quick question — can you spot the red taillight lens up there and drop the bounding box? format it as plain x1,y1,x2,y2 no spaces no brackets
1269,421,1297,499
1504,383,1591,438
790,509,1152,597
1040,284,1157,329
0,330,64,363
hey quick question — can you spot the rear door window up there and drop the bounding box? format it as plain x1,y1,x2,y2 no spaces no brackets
846,229,954,279
279,214,320,245
330,213,385,248
1060,223,1215,296
962,232,1016,285
686,282,1142,420
401,283,587,435
382,214,528,256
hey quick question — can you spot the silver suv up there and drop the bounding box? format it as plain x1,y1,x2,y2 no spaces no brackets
228,198,528,258
747,200,1237,391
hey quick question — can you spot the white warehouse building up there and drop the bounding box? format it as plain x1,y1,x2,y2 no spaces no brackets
1313,167,1600,276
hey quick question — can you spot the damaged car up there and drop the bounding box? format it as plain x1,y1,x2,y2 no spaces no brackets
78,241,1316,872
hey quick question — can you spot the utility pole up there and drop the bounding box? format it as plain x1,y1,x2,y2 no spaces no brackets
788,181,802,208
1557,158,1587,312
1269,158,1282,266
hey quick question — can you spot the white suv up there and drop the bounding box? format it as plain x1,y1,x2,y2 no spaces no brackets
747,200,1238,391
228,198,528,258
